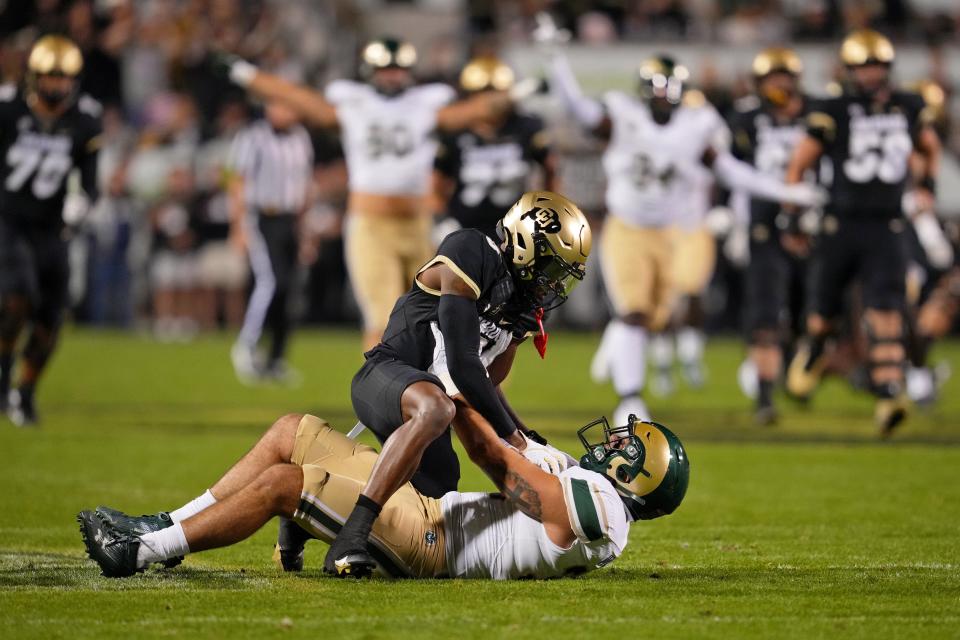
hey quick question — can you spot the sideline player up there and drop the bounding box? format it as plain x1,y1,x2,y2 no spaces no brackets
221,37,515,350
784,29,941,434
432,56,555,239
0,35,102,426
728,47,813,425
79,407,688,579
547,49,824,425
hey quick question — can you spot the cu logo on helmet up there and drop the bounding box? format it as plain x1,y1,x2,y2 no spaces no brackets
521,207,562,233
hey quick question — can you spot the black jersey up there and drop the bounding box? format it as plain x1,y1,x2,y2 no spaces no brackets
729,96,811,226
0,85,102,230
805,89,925,220
434,112,551,237
373,229,534,378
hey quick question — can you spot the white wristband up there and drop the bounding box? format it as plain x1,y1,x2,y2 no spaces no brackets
229,60,258,87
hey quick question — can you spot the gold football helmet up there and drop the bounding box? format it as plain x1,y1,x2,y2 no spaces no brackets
909,79,947,126
459,56,514,93
638,55,689,106
26,35,83,108
752,47,803,78
498,191,591,310
840,29,895,66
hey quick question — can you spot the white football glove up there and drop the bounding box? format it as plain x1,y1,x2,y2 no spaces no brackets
913,212,954,270
517,433,576,475
723,223,750,268
532,12,571,48
781,182,828,208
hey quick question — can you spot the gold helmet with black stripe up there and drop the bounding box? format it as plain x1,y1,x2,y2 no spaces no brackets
840,29,895,97
498,191,591,310
840,28,895,67
578,414,690,520
752,47,803,108
459,56,514,93
26,35,83,109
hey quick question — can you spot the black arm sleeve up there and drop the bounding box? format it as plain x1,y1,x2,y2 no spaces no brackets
438,294,517,439
79,147,100,202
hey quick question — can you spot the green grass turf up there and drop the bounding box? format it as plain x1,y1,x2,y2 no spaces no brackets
1,329,959,639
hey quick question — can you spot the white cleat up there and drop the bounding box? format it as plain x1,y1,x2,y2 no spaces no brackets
589,341,611,384
737,358,759,401
230,342,261,385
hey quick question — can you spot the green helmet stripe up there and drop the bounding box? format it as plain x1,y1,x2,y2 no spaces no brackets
569,478,604,542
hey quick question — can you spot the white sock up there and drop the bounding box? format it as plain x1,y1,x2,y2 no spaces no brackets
136,522,190,568
906,366,934,402
677,328,705,366
608,322,647,397
650,333,674,371
590,321,616,383
170,489,217,523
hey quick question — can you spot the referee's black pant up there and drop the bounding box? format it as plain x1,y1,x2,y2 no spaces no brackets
238,212,298,365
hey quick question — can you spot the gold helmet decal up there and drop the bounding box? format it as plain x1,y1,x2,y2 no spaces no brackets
459,56,514,93
28,35,84,77
840,29,895,66
499,191,591,310
752,47,803,78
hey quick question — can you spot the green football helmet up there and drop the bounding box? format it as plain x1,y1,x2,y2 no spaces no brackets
578,414,689,520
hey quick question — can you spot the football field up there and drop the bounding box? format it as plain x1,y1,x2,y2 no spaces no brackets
1,329,958,639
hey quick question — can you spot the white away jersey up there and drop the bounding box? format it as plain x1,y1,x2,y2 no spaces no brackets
602,91,729,228
325,80,455,196
441,465,629,579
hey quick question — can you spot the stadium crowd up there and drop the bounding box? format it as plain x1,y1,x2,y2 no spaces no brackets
0,0,956,339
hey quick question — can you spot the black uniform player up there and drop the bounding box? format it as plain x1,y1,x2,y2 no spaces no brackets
433,57,554,239
783,29,941,434
0,35,102,426
729,47,811,426
319,191,591,577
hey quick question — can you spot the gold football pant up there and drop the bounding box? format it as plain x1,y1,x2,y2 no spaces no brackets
344,212,434,334
600,215,674,330
670,226,716,297
289,414,447,578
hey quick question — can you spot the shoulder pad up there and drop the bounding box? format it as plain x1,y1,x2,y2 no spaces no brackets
682,89,707,108
78,94,103,118
0,84,17,102
412,83,455,107
325,79,367,104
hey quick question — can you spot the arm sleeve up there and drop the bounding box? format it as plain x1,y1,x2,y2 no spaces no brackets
438,294,517,439
78,118,103,201
433,135,457,177
805,100,837,147
711,150,798,203
548,53,605,129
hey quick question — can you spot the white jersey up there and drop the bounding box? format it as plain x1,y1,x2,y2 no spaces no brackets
602,90,729,228
325,80,455,197
441,466,630,579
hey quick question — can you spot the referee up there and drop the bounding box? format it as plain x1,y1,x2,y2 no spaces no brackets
228,99,314,383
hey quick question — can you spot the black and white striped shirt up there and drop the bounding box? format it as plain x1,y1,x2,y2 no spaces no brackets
229,120,314,213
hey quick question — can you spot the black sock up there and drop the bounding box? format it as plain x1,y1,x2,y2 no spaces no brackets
757,379,774,408
17,382,34,403
806,336,827,371
0,353,11,390
337,495,382,548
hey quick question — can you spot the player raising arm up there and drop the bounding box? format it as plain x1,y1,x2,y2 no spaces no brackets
220,38,514,350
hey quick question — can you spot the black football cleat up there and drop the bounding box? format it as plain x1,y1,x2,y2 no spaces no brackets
95,506,182,568
272,516,313,572
77,510,143,578
7,388,38,427
326,550,376,579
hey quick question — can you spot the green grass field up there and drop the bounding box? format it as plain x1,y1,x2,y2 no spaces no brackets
1,329,959,639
